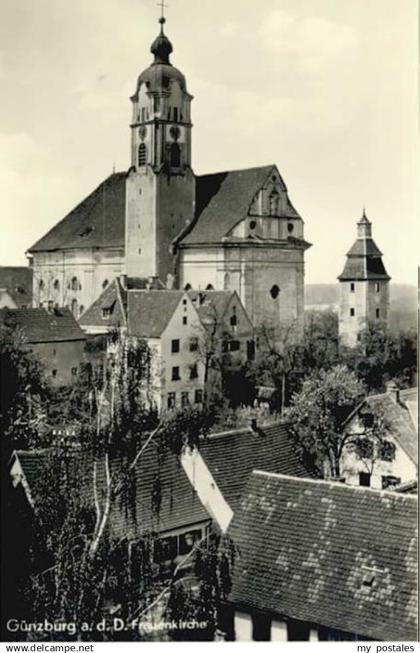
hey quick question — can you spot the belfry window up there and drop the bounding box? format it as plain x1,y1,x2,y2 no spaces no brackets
173,107,179,122
138,143,147,167
170,142,181,167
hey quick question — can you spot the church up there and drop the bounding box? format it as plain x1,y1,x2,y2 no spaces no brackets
27,16,311,334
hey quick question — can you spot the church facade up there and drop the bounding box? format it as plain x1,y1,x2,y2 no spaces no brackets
27,17,311,334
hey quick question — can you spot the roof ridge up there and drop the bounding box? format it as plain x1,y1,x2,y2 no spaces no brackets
197,164,275,179
251,469,418,499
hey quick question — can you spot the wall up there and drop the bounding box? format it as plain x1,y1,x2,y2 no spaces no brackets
32,248,124,317
30,339,86,387
339,279,390,348
180,244,305,336
160,295,205,411
339,413,417,489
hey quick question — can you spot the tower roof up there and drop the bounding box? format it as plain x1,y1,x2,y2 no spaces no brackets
131,18,188,99
338,209,391,281
338,212,390,281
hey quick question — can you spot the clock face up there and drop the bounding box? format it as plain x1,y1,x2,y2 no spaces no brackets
170,125,181,141
138,126,147,140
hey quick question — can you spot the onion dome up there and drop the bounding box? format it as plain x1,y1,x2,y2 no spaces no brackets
151,17,173,64
131,18,188,99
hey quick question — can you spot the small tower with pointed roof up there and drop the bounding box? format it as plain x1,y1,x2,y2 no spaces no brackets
338,211,391,347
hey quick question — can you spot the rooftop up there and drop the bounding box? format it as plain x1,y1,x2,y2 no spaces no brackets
0,266,33,307
199,422,316,511
228,471,418,641
179,165,302,246
0,307,86,343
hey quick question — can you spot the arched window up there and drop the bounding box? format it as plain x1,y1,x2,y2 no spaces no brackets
224,273,230,290
39,279,44,290
71,277,79,291
138,143,147,167
53,279,60,291
71,298,78,316
184,283,192,291
102,279,109,290
269,190,279,216
270,284,280,299
79,305,85,316
170,142,181,167
206,284,214,291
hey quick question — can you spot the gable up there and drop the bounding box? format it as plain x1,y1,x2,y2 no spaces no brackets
79,279,127,330
179,165,278,246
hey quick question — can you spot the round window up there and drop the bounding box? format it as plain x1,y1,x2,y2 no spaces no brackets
249,220,257,230
270,284,280,299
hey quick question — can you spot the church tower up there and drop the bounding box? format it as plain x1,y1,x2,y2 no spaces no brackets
338,211,391,348
125,16,195,285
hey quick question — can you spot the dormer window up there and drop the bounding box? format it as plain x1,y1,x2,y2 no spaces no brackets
80,226,94,238
102,307,112,319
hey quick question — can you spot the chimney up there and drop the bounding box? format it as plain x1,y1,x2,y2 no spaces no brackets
386,380,400,403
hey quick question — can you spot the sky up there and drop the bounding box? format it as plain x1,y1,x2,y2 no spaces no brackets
0,0,418,285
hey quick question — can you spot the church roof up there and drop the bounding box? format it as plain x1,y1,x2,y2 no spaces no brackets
27,173,126,253
228,471,418,641
179,165,301,246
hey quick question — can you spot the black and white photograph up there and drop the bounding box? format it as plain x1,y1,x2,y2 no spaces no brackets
0,0,418,645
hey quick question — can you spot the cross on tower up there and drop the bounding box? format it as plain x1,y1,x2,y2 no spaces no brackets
157,0,168,20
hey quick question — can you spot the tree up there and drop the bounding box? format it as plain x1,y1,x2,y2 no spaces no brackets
16,333,230,641
342,324,417,392
0,319,49,457
287,365,365,477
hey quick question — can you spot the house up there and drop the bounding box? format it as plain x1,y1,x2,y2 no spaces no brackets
338,383,418,489
182,420,316,534
80,281,206,412
9,421,314,573
227,471,418,642
0,266,32,308
188,290,254,367
0,307,86,386
9,446,212,572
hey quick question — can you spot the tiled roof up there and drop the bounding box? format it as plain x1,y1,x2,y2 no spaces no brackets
127,290,184,338
0,307,86,343
180,165,301,246
199,422,316,512
27,173,126,253
12,446,210,538
338,238,390,281
228,471,418,641
0,266,33,307
188,290,234,327
79,279,127,330
364,392,418,465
